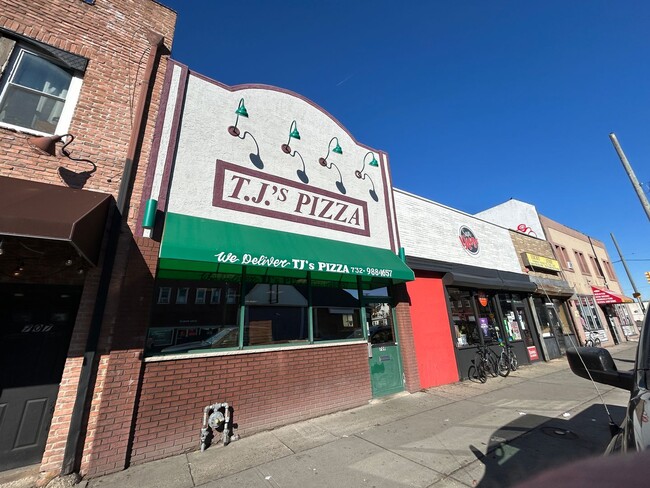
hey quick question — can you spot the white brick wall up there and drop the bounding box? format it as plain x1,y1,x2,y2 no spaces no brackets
394,189,523,274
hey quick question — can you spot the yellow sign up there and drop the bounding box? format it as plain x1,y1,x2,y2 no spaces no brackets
524,253,561,272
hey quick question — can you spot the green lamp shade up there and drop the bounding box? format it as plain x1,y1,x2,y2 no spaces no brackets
235,99,248,118
368,156,379,167
333,142,343,154
290,128,301,140
142,198,158,229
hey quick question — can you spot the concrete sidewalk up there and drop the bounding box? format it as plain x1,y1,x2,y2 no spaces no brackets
3,343,638,488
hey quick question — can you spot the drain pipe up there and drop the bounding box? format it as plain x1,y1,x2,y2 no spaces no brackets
116,30,165,215
61,30,165,475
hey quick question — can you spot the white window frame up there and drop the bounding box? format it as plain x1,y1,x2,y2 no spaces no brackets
0,45,82,136
195,288,207,304
226,288,237,304
157,287,171,305
176,287,189,305
210,288,222,304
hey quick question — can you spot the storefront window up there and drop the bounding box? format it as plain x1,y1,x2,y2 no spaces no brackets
614,304,636,337
498,295,525,342
476,293,501,344
533,298,554,338
554,299,573,335
448,288,479,347
146,278,368,355
575,295,604,331
313,286,361,341
147,280,240,354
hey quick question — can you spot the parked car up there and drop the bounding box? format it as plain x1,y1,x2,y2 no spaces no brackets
567,309,649,453
161,327,239,353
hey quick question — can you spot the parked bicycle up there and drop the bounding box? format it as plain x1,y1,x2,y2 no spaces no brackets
497,341,518,375
584,330,601,347
470,343,497,383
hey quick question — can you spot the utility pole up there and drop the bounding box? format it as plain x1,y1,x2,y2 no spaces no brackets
610,232,645,314
609,133,650,222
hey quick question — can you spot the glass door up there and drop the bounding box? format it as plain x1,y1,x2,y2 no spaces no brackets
364,292,404,398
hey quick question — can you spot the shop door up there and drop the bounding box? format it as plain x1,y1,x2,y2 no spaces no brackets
366,302,404,397
0,285,81,471
546,305,567,355
515,304,542,363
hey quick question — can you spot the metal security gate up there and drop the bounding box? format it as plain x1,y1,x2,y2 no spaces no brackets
0,285,81,471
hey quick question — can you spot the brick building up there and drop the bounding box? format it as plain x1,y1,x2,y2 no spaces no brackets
0,0,176,482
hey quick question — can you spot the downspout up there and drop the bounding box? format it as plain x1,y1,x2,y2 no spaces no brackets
62,30,165,475
117,30,165,215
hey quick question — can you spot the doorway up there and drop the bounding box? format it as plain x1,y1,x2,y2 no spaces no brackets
0,284,81,471
365,299,404,398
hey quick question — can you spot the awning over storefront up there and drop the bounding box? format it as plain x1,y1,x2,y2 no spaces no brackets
0,176,113,265
591,285,634,305
158,213,414,287
442,270,536,292
530,276,575,297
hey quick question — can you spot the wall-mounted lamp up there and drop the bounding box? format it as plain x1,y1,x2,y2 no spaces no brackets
281,120,301,154
318,137,342,166
319,137,345,194
228,98,249,137
29,133,74,156
28,133,97,188
280,121,309,184
355,152,379,202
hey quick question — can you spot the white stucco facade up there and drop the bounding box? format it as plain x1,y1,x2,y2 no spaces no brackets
147,62,400,252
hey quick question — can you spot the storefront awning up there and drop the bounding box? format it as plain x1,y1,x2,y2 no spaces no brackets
441,269,536,292
0,176,113,265
591,285,634,305
530,276,574,297
158,213,414,287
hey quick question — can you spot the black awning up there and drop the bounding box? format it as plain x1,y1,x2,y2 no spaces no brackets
0,177,113,265
498,270,538,293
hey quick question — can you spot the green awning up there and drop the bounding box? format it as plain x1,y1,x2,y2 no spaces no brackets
158,213,414,287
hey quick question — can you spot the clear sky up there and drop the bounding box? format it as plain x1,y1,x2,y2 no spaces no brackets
159,0,650,300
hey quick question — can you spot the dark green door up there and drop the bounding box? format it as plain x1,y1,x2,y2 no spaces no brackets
365,302,404,397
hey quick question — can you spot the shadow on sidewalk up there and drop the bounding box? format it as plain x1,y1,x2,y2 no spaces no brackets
470,403,626,487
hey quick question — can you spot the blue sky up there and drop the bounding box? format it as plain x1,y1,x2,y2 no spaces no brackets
160,0,650,300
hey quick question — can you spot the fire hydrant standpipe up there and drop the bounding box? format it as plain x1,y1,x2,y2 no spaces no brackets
200,402,231,452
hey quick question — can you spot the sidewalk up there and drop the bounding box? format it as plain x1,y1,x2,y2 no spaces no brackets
3,343,638,488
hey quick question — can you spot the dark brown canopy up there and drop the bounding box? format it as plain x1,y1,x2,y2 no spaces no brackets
0,176,113,265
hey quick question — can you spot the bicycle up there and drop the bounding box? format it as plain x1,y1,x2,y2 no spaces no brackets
470,344,496,383
497,341,518,375
584,330,601,347
495,342,511,377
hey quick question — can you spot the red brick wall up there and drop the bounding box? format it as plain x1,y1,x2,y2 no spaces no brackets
130,344,371,465
80,234,159,477
393,285,421,392
0,0,176,209
0,2,176,481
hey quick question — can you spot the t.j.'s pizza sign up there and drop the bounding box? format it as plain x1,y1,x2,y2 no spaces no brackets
459,225,479,256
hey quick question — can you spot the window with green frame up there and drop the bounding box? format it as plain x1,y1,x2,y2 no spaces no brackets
145,277,367,356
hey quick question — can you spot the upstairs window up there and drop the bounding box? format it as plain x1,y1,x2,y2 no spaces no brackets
0,35,84,135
